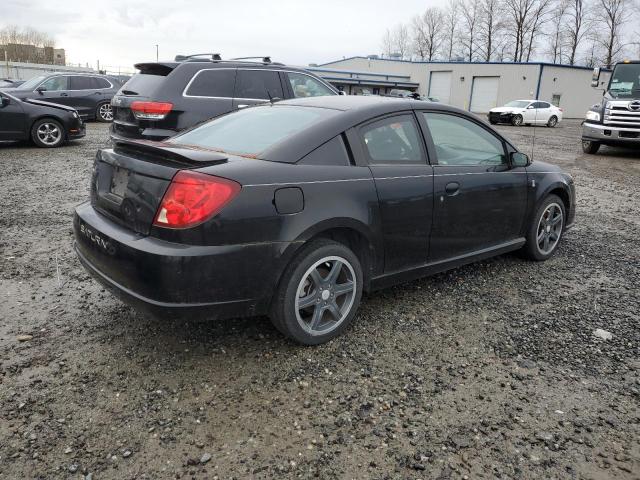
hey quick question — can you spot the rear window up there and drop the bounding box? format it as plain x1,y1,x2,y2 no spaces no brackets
170,105,338,156
119,73,167,96
185,69,236,97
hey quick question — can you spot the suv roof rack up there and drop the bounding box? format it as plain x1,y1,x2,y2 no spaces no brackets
230,56,275,65
175,53,222,62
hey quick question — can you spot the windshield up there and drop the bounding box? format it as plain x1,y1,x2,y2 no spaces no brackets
170,105,339,156
504,100,530,108
17,75,47,90
608,63,640,98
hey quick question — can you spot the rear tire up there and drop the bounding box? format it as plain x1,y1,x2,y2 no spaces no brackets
511,114,523,126
96,102,113,122
31,118,65,148
582,140,600,154
270,239,363,345
547,115,558,127
522,194,566,261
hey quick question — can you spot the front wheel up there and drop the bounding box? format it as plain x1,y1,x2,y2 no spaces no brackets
511,114,523,126
31,118,65,148
522,194,566,261
270,239,363,345
547,115,558,127
96,102,113,122
582,140,600,154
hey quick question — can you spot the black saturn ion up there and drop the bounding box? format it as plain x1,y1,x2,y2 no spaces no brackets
74,96,575,345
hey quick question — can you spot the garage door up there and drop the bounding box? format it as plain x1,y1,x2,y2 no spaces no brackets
428,71,452,104
470,76,500,113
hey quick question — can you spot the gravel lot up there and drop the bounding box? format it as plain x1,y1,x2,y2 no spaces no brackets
1,119,638,480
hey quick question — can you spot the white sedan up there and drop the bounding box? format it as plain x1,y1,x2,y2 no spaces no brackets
488,100,564,127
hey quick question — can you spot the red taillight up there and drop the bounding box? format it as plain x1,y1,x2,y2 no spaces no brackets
130,101,173,120
153,171,241,229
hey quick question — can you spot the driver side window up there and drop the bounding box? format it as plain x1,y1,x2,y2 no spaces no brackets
361,114,423,164
422,112,506,166
39,76,68,91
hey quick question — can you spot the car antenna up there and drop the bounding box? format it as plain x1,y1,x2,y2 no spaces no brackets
530,100,538,163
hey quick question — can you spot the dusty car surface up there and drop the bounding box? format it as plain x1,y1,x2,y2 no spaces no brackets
74,95,575,345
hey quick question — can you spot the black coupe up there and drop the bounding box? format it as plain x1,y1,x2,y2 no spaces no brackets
73,96,575,345
0,91,86,148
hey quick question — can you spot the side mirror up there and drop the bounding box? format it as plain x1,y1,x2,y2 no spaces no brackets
527,105,534,109
0,96,9,107
591,67,601,88
36,86,46,94
338,90,346,96
511,151,530,167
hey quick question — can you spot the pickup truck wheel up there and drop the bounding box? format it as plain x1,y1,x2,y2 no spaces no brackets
522,194,565,261
582,140,600,154
270,239,363,345
511,114,523,126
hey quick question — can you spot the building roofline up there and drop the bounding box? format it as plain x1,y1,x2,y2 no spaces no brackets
319,56,612,72
306,66,412,80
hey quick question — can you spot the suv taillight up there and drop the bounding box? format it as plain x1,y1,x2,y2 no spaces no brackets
130,101,173,120
153,171,241,229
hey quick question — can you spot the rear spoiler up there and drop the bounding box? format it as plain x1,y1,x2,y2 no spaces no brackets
113,138,229,167
133,63,177,75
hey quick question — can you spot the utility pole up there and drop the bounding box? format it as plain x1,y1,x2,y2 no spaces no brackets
155,44,159,62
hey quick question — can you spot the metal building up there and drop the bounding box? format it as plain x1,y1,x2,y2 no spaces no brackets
309,57,611,118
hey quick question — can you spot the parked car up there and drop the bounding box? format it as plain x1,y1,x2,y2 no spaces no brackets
488,100,563,127
110,54,339,141
0,91,85,147
0,73,122,122
74,96,575,345
0,79,25,88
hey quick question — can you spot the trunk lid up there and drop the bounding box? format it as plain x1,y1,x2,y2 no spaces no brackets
90,141,228,235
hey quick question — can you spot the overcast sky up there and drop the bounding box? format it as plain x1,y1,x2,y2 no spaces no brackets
4,0,441,72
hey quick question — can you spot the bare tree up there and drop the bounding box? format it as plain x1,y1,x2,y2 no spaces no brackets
523,0,553,62
594,0,629,67
503,0,538,61
459,0,482,61
478,0,504,61
565,0,590,65
546,0,569,63
0,26,55,63
442,0,460,60
412,7,445,60
381,28,394,57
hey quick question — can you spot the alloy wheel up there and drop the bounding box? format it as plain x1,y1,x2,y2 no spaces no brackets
36,123,62,146
536,203,563,255
99,103,114,121
548,116,558,127
295,256,357,336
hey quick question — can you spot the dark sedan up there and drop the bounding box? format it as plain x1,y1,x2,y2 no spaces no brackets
73,96,575,345
1,73,121,122
0,91,85,147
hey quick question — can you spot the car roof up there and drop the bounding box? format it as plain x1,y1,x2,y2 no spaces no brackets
134,60,314,73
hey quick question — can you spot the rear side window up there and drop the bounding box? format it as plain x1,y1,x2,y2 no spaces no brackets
234,70,283,100
93,77,112,89
69,76,94,90
185,69,236,97
361,115,424,164
300,135,351,166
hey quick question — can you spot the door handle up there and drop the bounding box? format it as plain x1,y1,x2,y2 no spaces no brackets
237,104,249,109
445,182,460,196
60,93,68,97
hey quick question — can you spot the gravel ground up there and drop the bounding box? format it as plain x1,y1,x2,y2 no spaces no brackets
1,119,638,480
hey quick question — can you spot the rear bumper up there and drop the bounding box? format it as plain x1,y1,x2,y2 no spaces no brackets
73,202,290,319
582,122,640,144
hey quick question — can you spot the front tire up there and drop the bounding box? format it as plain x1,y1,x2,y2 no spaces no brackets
270,239,363,345
511,114,523,126
582,140,600,154
96,102,113,122
547,116,558,127
522,194,566,261
31,118,65,148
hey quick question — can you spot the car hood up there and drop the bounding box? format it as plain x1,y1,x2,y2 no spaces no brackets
491,107,524,113
24,98,78,112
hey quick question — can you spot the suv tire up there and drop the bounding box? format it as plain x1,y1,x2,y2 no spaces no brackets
96,102,114,122
582,140,600,154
